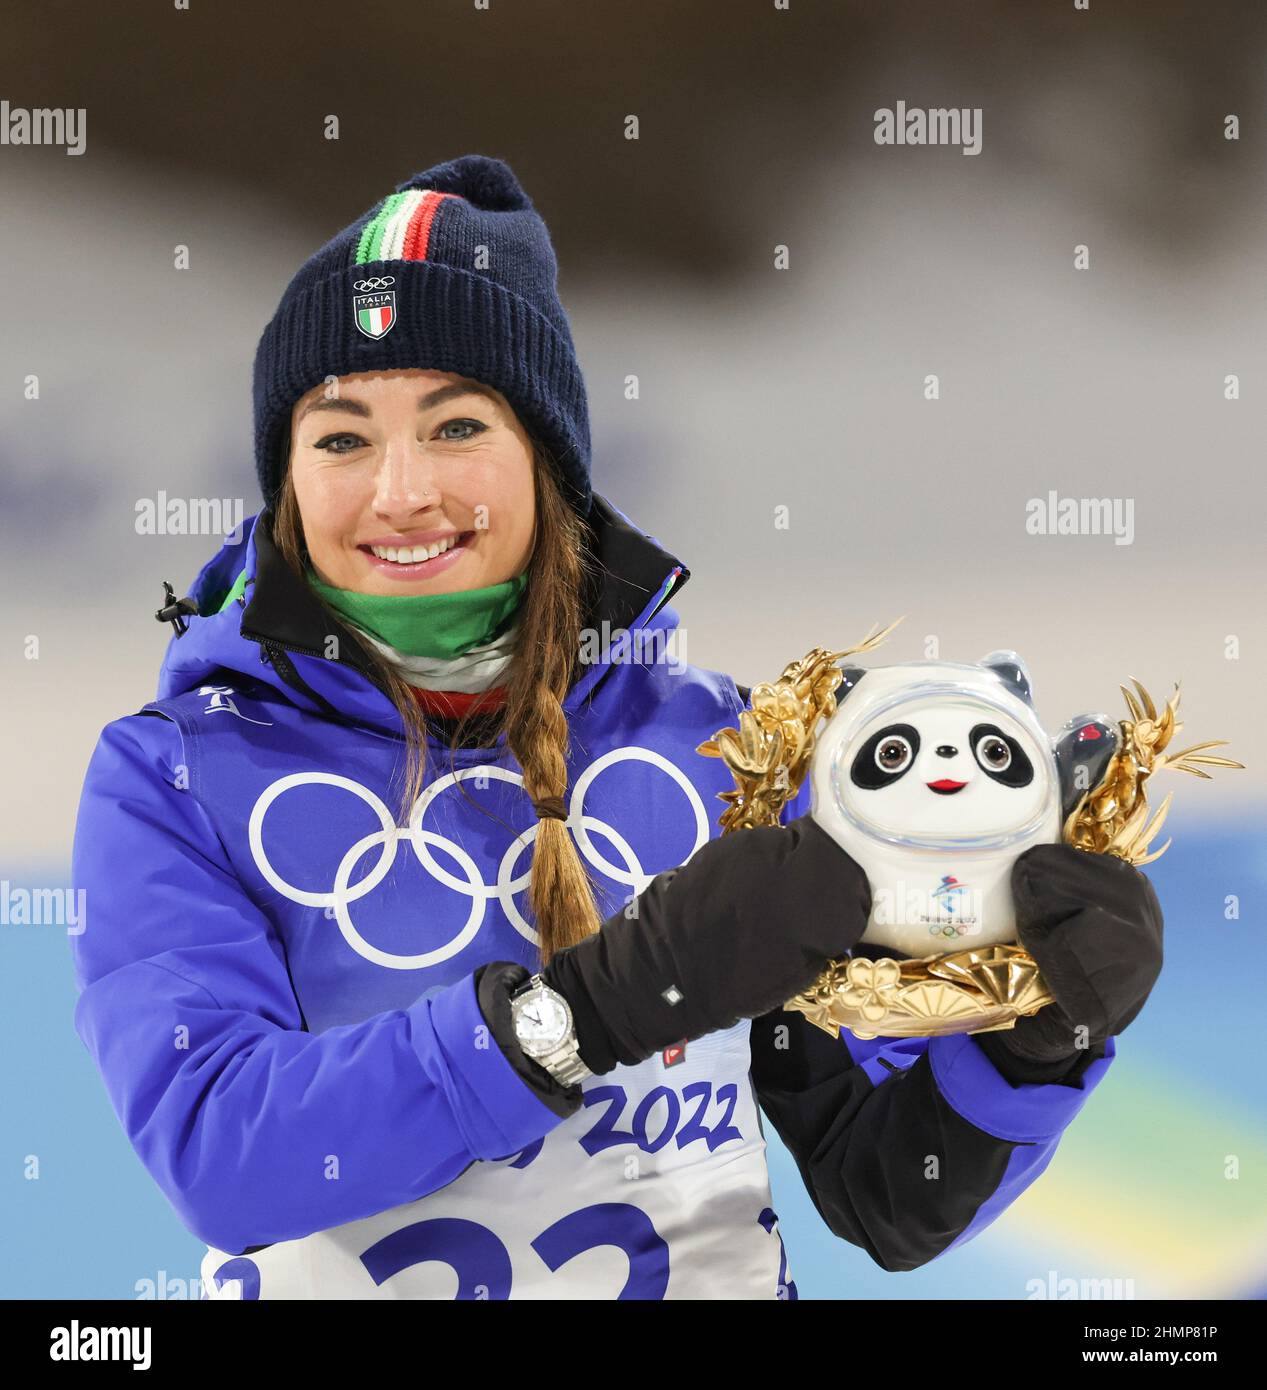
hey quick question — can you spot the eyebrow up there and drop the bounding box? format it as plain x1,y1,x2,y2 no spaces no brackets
296,380,501,424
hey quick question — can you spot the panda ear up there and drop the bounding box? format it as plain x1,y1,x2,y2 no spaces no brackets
1054,714,1120,820
981,650,1034,706
835,666,867,704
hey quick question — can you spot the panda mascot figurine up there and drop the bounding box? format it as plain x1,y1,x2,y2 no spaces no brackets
809,651,1120,959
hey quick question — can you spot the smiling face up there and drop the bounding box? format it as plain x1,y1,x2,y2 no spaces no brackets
287,368,537,595
833,697,1051,839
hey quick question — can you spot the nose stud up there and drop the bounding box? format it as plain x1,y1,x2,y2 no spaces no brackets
935,745,958,758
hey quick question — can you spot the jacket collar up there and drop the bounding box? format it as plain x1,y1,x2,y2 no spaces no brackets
237,491,691,725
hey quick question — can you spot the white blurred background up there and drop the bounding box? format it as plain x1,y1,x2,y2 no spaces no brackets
3,2,1264,863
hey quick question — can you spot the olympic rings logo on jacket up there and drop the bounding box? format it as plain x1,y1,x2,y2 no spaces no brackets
247,745,712,970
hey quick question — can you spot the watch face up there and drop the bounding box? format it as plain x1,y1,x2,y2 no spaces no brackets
514,989,570,1052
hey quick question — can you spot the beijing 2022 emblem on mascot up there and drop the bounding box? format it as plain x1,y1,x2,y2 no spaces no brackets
698,621,1242,1041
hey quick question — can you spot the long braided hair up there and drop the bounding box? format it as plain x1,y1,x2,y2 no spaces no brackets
271,438,606,963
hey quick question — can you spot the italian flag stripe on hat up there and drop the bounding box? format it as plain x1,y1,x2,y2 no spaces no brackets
355,189,462,264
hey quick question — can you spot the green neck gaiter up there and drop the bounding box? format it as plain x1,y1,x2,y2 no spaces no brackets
306,566,529,660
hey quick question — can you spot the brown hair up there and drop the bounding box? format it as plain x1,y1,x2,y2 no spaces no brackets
271,439,605,963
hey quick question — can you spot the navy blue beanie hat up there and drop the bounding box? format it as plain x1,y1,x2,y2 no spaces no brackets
251,154,592,517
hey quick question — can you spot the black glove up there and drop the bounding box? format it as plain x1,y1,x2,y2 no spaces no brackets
974,843,1164,1085
542,813,871,1075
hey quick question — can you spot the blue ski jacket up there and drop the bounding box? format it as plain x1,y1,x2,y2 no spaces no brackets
69,494,1115,1299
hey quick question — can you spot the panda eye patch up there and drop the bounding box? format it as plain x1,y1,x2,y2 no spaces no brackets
852,724,921,789
969,723,1033,787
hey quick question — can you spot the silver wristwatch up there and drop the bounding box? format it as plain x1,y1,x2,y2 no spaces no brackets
510,973,593,1087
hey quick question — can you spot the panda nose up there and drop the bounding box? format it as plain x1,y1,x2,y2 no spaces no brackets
935,745,958,758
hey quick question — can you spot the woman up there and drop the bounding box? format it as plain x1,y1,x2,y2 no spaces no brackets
70,155,1163,1300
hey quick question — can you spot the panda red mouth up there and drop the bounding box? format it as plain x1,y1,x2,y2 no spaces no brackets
927,779,967,795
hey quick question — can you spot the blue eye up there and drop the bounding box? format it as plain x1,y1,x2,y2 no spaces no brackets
312,419,486,452
438,418,486,441
314,433,365,454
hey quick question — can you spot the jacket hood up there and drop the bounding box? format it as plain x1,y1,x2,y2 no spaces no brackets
153,492,691,744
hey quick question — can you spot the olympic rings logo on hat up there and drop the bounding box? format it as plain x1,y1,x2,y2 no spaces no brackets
352,276,396,291
247,746,710,970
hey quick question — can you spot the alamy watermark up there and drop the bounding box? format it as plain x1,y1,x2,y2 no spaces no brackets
1026,1268,1136,1300
135,492,245,543
1026,491,1134,545
579,620,687,677
1,881,85,934
135,1269,212,1299
872,877,986,942
874,101,982,156
1,100,86,156
49,1323,150,1369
